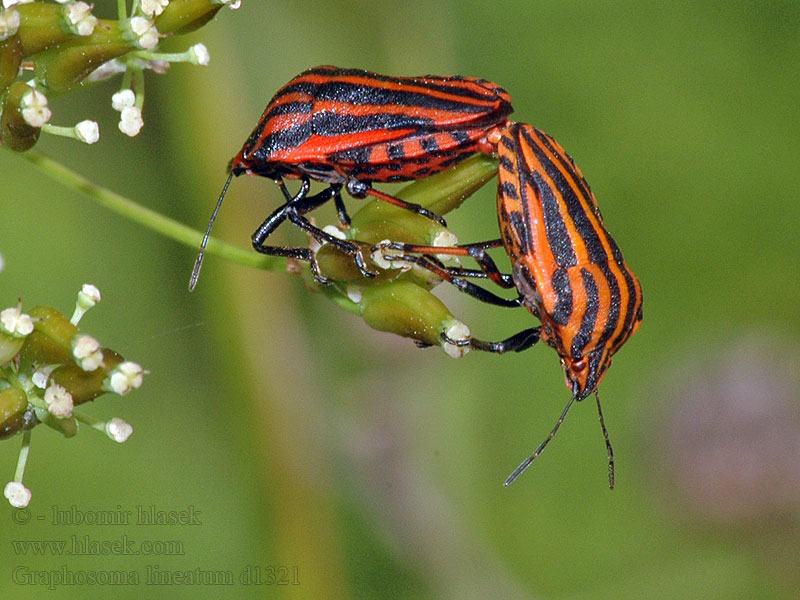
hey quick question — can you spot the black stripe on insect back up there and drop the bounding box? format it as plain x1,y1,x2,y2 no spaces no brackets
311,112,435,136
314,81,499,114
534,129,597,213
611,265,640,354
499,181,518,200
263,100,314,120
305,67,508,103
499,154,515,175
530,169,578,268
594,262,622,353
521,127,607,265
249,123,312,158
420,136,439,152
449,130,472,147
387,143,405,159
550,268,574,326
507,210,529,256
571,267,600,356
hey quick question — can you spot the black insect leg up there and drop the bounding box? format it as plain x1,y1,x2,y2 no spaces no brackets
442,327,541,354
252,178,375,283
383,253,520,308
361,186,447,227
380,239,514,289
333,190,352,229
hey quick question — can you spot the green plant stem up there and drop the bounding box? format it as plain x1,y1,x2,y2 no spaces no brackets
14,430,32,483
19,150,282,273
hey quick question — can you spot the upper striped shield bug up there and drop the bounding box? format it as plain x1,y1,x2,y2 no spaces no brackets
377,121,643,487
190,65,513,289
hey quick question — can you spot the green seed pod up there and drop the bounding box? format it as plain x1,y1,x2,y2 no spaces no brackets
15,2,79,57
51,348,124,405
359,280,469,354
0,80,40,151
155,0,224,35
0,333,25,366
31,21,132,92
349,154,499,244
0,385,28,440
18,306,78,365
0,34,22,92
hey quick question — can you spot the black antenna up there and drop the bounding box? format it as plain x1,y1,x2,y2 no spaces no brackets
504,393,577,486
594,389,615,489
189,172,234,291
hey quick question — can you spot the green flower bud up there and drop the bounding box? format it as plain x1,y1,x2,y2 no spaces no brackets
349,154,498,244
50,348,124,405
359,280,470,356
0,386,28,440
32,20,133,92
18,305,78,366
0,33,22,92
155,0,226,35
15,2,81,57
0,81,41,151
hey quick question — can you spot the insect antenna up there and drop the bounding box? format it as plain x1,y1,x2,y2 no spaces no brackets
189,172,234,291
594,389,615,489
504,393,577,486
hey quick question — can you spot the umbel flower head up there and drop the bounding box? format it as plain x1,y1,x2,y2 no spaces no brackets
1,284,147,507
0,0,241,150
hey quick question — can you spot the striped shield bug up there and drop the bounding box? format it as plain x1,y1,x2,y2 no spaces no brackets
189,65,513,289
377,121,643,487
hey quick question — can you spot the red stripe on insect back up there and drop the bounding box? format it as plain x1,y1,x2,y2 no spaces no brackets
497,122,642,400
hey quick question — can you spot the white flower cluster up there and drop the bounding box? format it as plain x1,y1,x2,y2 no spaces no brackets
2,285,145,508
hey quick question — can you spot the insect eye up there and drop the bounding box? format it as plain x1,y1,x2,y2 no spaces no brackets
572,358,587,372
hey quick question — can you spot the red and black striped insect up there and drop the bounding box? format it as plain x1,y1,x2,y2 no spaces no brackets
379,121,643,486
190,65,513,289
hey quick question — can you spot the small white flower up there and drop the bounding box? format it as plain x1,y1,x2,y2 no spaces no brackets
75,120,99,144
105,417,133,443
141,0,169,17
223,0,242,9
442,320,471,359
129,16,159,50
44,382,73,418
65,2,97,36
0,6,20,41
322,225,346,240
4,481,31,508
71,334,104,371
119,106,144,137
32,365,56,389
189,43,210,66
79,284,101,305
19,88,51,128
104,361,145,396
370,239,410,271
1,306,33,337
71,283,101,324
111,89,135,111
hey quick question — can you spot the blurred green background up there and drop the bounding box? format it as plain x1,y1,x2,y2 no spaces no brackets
3,1,800,598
